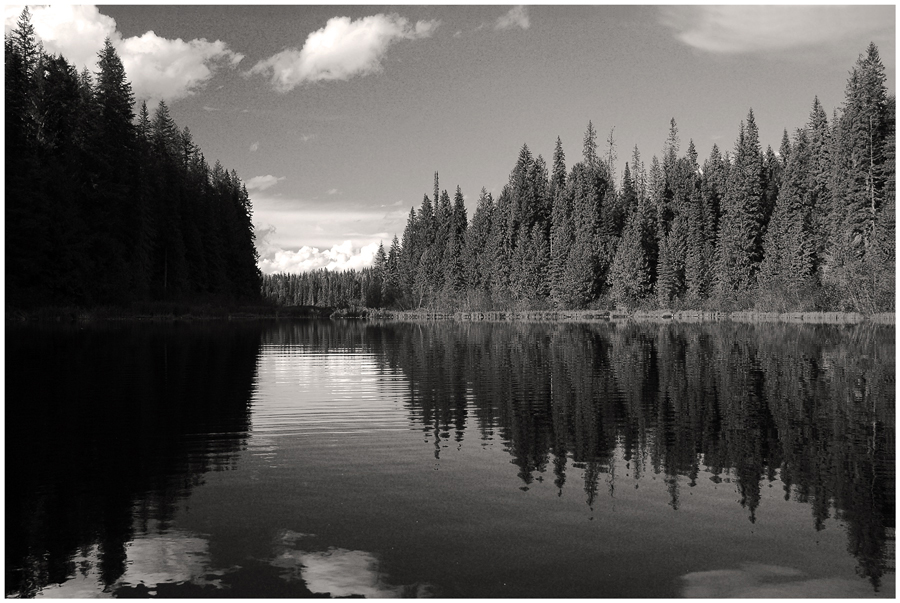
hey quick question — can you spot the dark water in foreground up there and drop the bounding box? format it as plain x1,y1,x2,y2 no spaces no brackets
5,319,895,598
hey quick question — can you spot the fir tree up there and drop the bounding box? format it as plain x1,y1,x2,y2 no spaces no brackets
462,188,493,295
759,128,816,296
609,163,653,307
715,110,765,295
827,43,889,266
550,136,567,201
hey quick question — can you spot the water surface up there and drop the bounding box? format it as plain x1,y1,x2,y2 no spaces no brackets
6,319,895,597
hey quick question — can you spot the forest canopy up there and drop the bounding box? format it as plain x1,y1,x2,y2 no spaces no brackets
5,7,891,316
5,8,261,309
263,42,895,314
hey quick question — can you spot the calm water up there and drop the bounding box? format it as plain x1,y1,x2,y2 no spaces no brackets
5,319,895,598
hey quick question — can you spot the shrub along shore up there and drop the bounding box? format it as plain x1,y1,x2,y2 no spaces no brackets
374,309,895,324
8,304,892,325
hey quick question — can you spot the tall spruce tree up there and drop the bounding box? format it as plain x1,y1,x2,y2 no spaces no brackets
549,138,571,305
759,128,816,297
826,43,890,270
442,186,468,299
462,188,493,298
609,161,653,306
715,110,765,296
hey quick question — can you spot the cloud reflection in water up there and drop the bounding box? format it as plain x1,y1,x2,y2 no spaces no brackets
272,530,432,598
680,563,895,598
35,531,228,598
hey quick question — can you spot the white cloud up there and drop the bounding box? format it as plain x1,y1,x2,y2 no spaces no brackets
250,190,410,265
245,175,286,191
327,188,339,195
5,5,115,71
659,6,893,54
258,239,382,274
495,6,530,31
249,13,440,92
3,5,242,104
249,141,260,152
301,134,316,142
203,105,220,112
119,31,243,103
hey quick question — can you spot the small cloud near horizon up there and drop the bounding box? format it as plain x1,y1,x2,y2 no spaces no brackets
246,175,285,191
255,232,382,274
495,6,530,31
327,188,339,195
248,13,440,92
249,141,260,152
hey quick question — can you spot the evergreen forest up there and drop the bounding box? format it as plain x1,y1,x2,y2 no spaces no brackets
262,43,895,314
5,9,261,310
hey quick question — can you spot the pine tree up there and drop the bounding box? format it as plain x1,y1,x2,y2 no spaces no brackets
95,38,134,155
583,120,599,170
430,188,452,298
383,235,402,306
372,242,387,307
608,161,652,306
806,97,831,275
644,155,664,293
715,110,766,296
827,43,890,266
487,186,513,299
442,185,468,299
759,128,816,296
152,100,180,158
11,7,41,81
415,193,437,305
778,129,791,168
562,163,598,307
550,136,567,202
549,137,571,305
681,148,710,302
532,154,552,230
399,207,420,304
462,188,493,297
761,145,781,231
137,100,151,140
700,144,725,243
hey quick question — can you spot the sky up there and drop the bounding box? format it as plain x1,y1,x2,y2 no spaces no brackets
5,4,895,274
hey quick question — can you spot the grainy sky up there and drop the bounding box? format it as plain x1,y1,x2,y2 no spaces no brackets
6,4,895,273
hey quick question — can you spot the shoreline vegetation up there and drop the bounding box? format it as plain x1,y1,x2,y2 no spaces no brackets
5,9,895,322
261,42,894,318
6,303,893,325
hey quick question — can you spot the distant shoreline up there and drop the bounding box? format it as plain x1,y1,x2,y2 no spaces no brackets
7,304,894,325
375,309,896,325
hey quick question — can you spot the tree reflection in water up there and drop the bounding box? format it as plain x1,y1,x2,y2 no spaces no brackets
5,319,894,596
6,322,261,598
377,320,894,591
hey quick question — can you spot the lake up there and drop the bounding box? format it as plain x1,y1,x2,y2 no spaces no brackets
5,319,895,598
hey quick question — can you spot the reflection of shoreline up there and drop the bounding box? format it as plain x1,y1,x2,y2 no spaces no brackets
6,322,262,598
7,320,894,597
380,309,896,324
383,320,895,591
